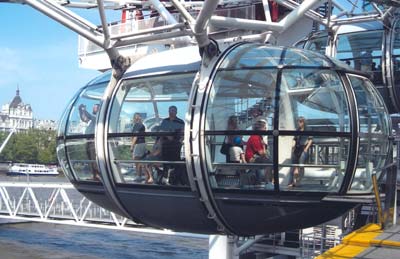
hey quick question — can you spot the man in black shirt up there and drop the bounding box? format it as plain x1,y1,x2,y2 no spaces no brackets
159,105,184,161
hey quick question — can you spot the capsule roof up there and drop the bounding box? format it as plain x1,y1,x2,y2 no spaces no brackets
123,46,202,79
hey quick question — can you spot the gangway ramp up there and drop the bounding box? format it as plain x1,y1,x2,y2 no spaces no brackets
316,223,400,259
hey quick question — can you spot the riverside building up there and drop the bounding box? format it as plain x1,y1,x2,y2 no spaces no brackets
0,88,33,132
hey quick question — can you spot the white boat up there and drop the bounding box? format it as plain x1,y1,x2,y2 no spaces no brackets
7,163,59,176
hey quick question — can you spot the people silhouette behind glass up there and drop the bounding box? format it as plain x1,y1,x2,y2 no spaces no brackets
245,119,272,184
78,103,100,181
158,106,185,185
230,136,246,164
131,113,148,183
86,104,99,134
143,136,162,184
288,116,313,188
223,115,243,163
78,103,99,134
360,50,373,72
159,105,184,161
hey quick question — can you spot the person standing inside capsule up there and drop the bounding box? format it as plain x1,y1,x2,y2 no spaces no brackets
245,119,272,184
159,105,184,161
223,115,243,163
78,103,100,181
288,116,313,187
131,113,147,182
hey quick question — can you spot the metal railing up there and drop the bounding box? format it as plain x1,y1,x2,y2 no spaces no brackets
0,181,205,238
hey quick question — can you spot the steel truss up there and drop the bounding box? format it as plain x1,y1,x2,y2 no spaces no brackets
2,0,395,74
0,181,205,238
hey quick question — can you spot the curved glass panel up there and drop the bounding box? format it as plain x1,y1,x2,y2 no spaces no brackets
66,139,99,181
86,70,111,86
392,19,400,108
278,136,349,192
204,44,354,193
336,30,384,85
348,75,391,193
219,44,332,69
304,35,328,55
279,69,350,132
204,65,277,190
56,140,74,181
108,73,193,185
66,83,106,136
278,68,350,192
57,90,81,138
58,71,108,137
63,81,107,183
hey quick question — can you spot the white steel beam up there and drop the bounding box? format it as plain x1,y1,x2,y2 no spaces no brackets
170,0,196,24
275,0,326,26
262,0,272,23
28,187,44,219
23,0,104,48
60,188,79,221
42,0,99,30
149,0,179,25
0,187,13,215
278,0,327,31
96,0,112,49
210,16,283,32
193,0,219,47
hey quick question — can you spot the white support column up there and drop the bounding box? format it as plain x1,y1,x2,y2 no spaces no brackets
80,201,93,222
0,187,13,215
28,187,44,219
262,0,272,23
45,188,61,218
149,0,179,25
209,235,238,259
60,188,79,222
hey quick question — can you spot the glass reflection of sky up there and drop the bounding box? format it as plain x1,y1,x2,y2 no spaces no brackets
220,44,332,69
117,73,194,132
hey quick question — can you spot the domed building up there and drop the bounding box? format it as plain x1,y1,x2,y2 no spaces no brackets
0,87,33,132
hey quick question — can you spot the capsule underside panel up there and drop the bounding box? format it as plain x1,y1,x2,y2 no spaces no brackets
116,187,219,234
73,183,129,217
213,195,355,235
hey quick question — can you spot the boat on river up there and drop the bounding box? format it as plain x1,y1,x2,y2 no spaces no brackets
7,163,59,176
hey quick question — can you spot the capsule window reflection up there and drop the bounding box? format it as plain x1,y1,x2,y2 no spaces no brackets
301,20,400,113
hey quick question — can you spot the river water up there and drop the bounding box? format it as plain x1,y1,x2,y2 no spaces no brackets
0,173,209,259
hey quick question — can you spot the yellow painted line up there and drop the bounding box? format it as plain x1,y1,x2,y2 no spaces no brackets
316,244,366,259
316,223,400,259
341,223,383,247
370,238,400,248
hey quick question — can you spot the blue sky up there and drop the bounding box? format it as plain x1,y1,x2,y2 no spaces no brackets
0,4,105,121
0,1,357,121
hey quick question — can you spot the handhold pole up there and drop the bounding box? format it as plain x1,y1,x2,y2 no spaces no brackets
372,173,384,228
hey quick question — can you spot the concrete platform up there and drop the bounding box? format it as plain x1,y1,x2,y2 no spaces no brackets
316,224,400,259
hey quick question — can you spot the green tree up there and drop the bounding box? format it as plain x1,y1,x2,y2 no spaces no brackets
0,129,57,164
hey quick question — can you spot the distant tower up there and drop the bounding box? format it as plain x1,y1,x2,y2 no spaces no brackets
0,86,33,132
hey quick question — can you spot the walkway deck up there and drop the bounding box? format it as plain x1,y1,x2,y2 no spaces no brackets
316,223,400,258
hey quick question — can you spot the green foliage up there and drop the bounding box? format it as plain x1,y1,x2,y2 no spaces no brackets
0,129,57,164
